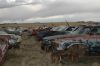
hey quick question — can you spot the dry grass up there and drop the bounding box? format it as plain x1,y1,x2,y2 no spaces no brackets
0,22,84,28
3,35,100,66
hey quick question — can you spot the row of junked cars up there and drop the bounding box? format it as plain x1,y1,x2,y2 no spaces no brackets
36,25,100,63
0,27,29,66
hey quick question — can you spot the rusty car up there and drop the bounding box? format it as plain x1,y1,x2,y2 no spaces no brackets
48,26,100,62
0,39,9,66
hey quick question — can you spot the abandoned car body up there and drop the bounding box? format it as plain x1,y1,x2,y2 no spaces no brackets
48,26,100,62
0,40,9,66
41,26,84,51
50,35,100,62
0,31,22,48
41,26,100,55
36,26,78,40
2,27,23,36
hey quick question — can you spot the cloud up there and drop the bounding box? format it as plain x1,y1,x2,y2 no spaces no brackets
0,0,100,23
0,0,57,9
0,4,45,21
0,0,39,9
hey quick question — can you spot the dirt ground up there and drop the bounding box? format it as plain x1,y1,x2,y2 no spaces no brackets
4,35,100,66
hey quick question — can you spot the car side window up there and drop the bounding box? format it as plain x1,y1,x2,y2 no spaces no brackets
90,28,100,35
66,27,73,31
79,28,90,34
91,28,97,33
94,28,100,35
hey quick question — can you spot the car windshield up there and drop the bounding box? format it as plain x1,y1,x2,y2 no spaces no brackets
66,27,75,31
51,26,67,31
51,27,59,31
90,27,100,35
69,27,91,35
57,26,67,31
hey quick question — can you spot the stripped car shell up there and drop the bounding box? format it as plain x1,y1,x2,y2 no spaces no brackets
52,35,100,62
3,27,23,36
8,35,21,48
51,26,100,56
0,40,9,66
41,26,82,51
0,31,21,48
37,26,77,41
42,26,100,54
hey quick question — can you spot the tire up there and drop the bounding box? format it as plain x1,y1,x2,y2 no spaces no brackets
67,44,87,62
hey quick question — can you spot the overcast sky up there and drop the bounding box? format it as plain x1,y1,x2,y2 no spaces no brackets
0,0,100,23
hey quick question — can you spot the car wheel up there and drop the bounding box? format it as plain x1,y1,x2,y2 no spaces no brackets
67,44,87,62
